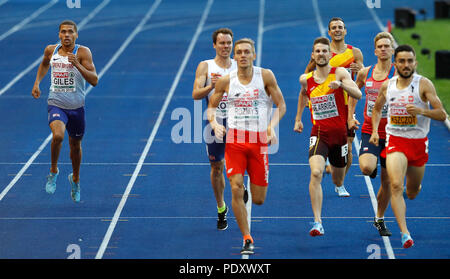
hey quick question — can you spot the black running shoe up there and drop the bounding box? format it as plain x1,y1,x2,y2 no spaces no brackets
217,206,228,230
369,167,378,179
243,185,249,204
240,239,254,255
374,218,392,236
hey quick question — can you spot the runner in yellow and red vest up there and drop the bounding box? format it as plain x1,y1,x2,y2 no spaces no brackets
304,17,364,196
294,37,362,236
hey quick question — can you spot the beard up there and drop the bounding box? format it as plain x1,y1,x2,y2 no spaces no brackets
315,57,328,67
398,69,414,79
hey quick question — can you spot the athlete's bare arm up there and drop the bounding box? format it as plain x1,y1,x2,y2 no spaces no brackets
32,45,56,99
349,47,364,74
332,67,362,100
369,79,388,146
68,46,98,86
406,77,447,121
262,69,286,144
294,74,309,133
347,66,370,130
207,75,229,139
192,61,214,100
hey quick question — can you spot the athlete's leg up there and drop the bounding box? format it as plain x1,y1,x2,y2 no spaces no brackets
330,165,346,187
210,160,226,208
229,173,249,236
49,120,66,174
309,155,325,223
345,136,354,175
359,153,378,176
250,183,268,205
405,165,425,200
386,152,408,234
68,136,82,183
377,166,391,218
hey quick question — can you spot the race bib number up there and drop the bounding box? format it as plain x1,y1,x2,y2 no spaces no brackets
310,94,339,120
341,143,348,157
390,115,417,126
217,92,228,118
366,92,388,118
309,136,318,149
389,105,417,127
52,71,76,93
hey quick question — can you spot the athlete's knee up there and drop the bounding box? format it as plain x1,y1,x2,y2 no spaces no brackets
231,184,244,199
252,197,264,205
210,161,224,175
360,162,375,176
52,133,64,144
390,180,403,195
310,168,323,180
405,185,421,200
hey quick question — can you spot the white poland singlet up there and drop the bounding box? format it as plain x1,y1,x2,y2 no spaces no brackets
48,44,86,110
385,73,430,139
204,59,237,119
227,66,273,132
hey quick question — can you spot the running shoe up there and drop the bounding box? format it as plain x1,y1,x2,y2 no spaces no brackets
68,173,80,203
335,185,350,197
401,233,414,248
217,206,228,230
240,239,254,255
373,218,392,236
309,222,324,237
45,168,59,194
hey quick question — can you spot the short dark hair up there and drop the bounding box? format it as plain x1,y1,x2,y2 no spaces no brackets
328,17,345,30
59,20,77,32
312,37,330,52
212,28,233,44
394,44,416,60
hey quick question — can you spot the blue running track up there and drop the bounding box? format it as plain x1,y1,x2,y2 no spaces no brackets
0,0,448,259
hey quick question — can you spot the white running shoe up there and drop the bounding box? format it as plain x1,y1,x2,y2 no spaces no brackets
335,185,350,197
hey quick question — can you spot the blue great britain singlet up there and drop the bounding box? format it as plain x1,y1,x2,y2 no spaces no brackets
48,44,86,110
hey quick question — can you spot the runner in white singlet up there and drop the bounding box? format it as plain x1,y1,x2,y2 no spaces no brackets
208,38,286,255
192,28,236,230
370,45,447,249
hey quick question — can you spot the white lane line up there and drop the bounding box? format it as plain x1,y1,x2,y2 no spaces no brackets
0,0,9,8
0,0,111,96
0,0,111,201
311,0,326,36
353,135,395,259
0,0,58,42
255,0,265,68
0,134,52,201
95,0,214,259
